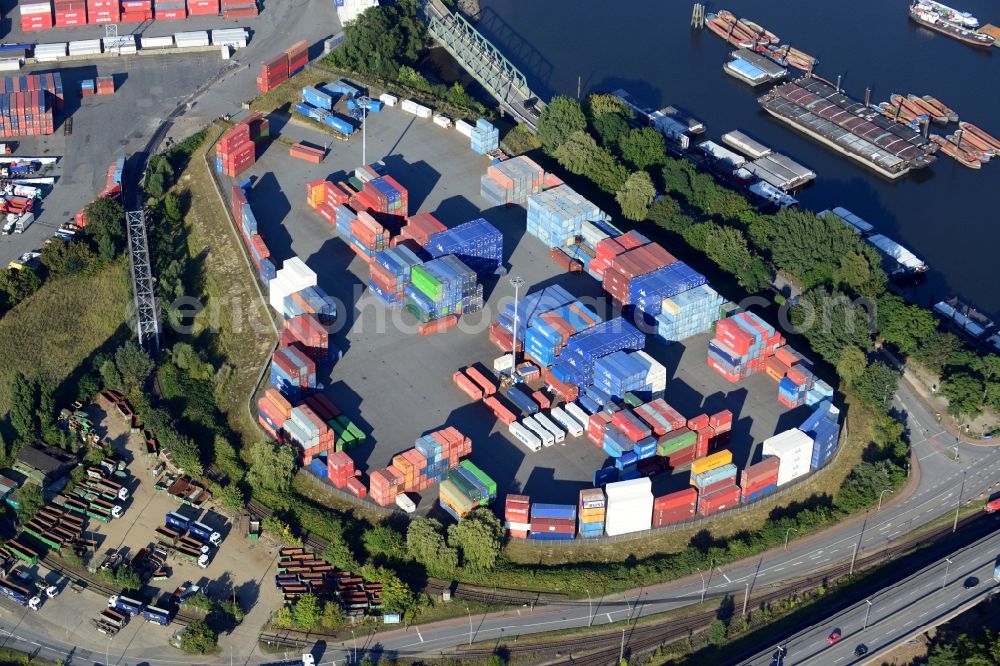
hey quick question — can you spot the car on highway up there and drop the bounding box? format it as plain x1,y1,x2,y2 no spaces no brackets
769,645,787,666
965,576,980,588
827,628,842,644
855,644,869,656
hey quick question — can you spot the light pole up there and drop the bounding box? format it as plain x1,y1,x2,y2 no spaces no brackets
357,95,371,167
351,627,357,664
696,567,706,603
465,604,473,646
586,588,593,627
620,626,625,664
863,599,873,630
508,276,524,375
849,542,859,576
942,557,952,590
877,488,892,513
742,581,750,616
954,471,967,533
784,527,797,549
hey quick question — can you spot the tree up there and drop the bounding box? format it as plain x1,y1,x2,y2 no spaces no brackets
320,601,347,630
853,362,900,411
940,372,984,419
37,380,60,446
114,342,154,396
0,267,41,311
661,160,697,200
617,127,666,170
876,294,937,355
170,435,204,477
912,330,963,374
553,131,628,193
323,530,360,572
14,483,43,524
359,565,414,615
836,346,869,386
144,156,174,199
487,655,507,666
218,484,245,513
40,240,97,277
83,197,126,259
246,441,296,493
615,171,656,221
447,509,504,570
681,221,716,252
114,564,142,590
407,518,458,577
537,95,587,154
362,524,407,561
179,618,217,653
704,225,770,293
790,288,874,366
707,618,728,645
292,593,322,630
835,461,898,513
9,371,39,444
99,359,123,391
592,112,630,148
163,190,185,225
327,1,425,80
585,93,633,121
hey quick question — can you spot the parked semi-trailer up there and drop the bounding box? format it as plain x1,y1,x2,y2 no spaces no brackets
187,521,222,547
108,594,143,615
142,605,172,625
165,511,190,532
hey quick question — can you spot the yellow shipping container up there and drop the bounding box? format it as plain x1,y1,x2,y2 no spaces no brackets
690,450,733,476
661,296,682,317
579,507,606,520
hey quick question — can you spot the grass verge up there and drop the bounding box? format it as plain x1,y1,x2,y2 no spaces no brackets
0,261,129,417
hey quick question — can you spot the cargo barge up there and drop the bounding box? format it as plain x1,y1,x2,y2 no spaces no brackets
758,76,938,179
695,140,799,210
819,206,928,278
724,49,787,86
721,130,771,158
908,1,995,48
934,296,996,341
611,89,704,152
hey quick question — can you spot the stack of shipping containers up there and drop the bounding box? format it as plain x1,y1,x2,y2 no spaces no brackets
369,427,472,507
551,317,645,388
257,40,307,92
424,218,504,274
480,156,545,207
525,185,608,249
404,256,483,323
367,245,423,307
740,457,779,503
529,503,576,541
653,488,698,527
604,478,654,536
53,0,86,26
121,0,153,21
438,461,497,520
221,0,258,17
504,494,530,538
20,1,54,31
186,0,219,16
216,113,269,177
469,118,499,154
397,211,446,247
697,476,741,516
655,284,724,344
799,400,840,469
523,301,602,368
577,488,606,538
153,0,185,20
353,175,408,228
0,73,62,138
86,0,118,23
762,429,814,486
232,184,276,283
707,311,785,382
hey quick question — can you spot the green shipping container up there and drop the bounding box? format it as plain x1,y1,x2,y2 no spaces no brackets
657,430,698,457
440,480,476,513
459,461,497,497
622,393,644,408
410,265,443,301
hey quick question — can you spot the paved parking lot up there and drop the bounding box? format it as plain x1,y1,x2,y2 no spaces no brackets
224,102,802,506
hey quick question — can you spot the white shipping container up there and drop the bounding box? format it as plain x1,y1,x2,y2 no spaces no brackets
550,406,583,437
0,60,21,72
14,212,35,233
493,354,514,373
522,416,554,447
400,99,418,114
432,114,452,129
534,412,565,444
378,93,398,107
414,104,432,118
504,520,531,531
454,119,475,137
221,46,231,60
605,496,653,536
565,402,590,431
211,29,249,48
34,43,68,55
605,477,653,499
508,421,541,452
20,2,53,16
140,35,175,49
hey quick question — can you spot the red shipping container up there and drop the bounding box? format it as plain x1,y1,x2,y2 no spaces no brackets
774,346,799,367
653,505,695,527
531,390,551,410
653,488,697,511
483,396,516,425
611,410,651,442
453,371,483,401
650,400,687,430
529,521,575,534
709,410,733,429
687,414,710,431
634,406,667,436
345,478,367,498
541,366,579,402
587,412,611,447
187,0,220,14
464,366,497,396
786,366,811,386
698,484,741,516
617,230,648,250
666,445,698,468
741,457,781,487
488,321,520,353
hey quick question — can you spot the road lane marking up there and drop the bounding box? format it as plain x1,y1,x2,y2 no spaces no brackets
416,627,423,642
722,572,731,583
606,613,613,623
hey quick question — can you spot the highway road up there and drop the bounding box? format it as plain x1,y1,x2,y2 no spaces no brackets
739,526,1000,665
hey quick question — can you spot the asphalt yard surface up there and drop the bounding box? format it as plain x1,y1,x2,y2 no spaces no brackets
227,102,796,506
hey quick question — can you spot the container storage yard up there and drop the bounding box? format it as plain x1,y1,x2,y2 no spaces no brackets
214,94,834,536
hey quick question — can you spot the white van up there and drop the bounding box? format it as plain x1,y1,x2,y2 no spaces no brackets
534,412,566,444
508,421,542,452
550,406,584,437
523,416,555,447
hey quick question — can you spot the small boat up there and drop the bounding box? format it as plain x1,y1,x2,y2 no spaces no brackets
784,47,818,70
889,94,933,121
959,122,1000,152
952,129,995,158
930,134,982,169
919,95,959,123
949,134,990,162
706,14,755,47
904,95,949,123
878,102,920,123
738,17,780,44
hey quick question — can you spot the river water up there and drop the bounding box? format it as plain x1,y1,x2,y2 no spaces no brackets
476,0,1000,318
